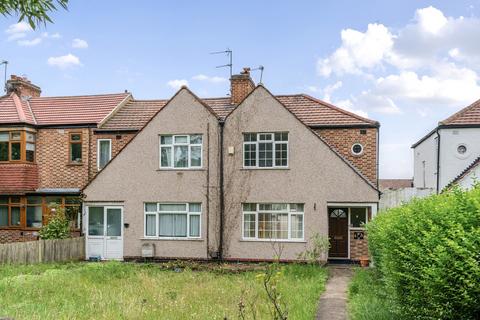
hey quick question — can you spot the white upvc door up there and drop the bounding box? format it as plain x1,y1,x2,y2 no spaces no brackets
86,206,123,260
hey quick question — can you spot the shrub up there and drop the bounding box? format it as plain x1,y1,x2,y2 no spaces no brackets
297,233,330,264
368,185,480,319
39,204,71,240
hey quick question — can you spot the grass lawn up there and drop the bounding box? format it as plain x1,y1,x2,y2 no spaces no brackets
0,261,327,320
347,268,398,320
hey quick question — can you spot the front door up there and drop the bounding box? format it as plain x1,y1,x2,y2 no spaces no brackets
328,208,348,258
86,206,123,260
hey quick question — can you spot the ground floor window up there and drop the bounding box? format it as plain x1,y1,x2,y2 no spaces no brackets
242,203,304,241
144,203,201,238
350,207,368,228
0,196,81,230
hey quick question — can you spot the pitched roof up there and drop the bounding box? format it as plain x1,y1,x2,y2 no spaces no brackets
445,156,480,189
27,93,130,126
440,98,480,126
101,93,378,130
379,179,413,190
99,99,167,130
0,93,36,125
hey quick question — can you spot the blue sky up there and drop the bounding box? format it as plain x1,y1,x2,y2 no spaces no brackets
1,0,480,178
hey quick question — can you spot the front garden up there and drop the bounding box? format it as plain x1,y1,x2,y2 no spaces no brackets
0,261,327,320
348,185,480,320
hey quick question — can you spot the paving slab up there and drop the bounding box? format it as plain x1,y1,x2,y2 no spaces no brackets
316,265,354,320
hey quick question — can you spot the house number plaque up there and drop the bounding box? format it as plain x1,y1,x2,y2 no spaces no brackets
353,231,364,240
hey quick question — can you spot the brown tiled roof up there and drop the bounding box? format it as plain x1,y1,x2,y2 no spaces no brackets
0,93,36,125
0,164,38,194
445,156,480,189
441,98,480,125
27,93,130,126
101,93,378,130
100,99,168,130
379,179,413,190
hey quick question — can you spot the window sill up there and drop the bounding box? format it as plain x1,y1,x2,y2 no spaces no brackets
349,227,366,231
140,237,203,241
67,162,84,166
156,168,205,172
241,167,290,171
240,239,306,243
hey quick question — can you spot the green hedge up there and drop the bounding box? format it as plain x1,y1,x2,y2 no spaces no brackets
368,185,480,320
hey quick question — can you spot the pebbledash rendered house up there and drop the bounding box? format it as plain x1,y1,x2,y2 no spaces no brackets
82,68,380,262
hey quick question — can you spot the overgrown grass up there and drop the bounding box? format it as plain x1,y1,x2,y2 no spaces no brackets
348,268,398,320
0,262,327,320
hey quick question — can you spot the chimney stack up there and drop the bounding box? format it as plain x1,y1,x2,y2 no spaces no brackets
6,75,41,98
230,67,255,105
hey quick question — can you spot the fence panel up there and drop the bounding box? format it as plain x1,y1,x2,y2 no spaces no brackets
0,237,85,264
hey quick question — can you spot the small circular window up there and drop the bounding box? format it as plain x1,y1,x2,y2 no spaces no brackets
351,143,364,156
457,144,467,155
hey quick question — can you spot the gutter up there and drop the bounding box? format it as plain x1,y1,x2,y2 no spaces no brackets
218,121,225,260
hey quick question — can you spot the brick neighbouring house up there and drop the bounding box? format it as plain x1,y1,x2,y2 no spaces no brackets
1,70,379,262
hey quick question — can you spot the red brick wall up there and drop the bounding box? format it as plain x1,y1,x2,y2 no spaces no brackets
0,230,81,243
0,163,38,193
36,128,91,189
88,133,135,179
350,230,368,260
315,128,378,185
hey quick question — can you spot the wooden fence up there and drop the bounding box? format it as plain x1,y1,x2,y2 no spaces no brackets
0,237,85,264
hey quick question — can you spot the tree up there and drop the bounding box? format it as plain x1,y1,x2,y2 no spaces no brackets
0,0,68,29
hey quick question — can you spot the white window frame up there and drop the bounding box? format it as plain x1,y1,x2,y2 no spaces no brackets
351,143,364,156
243,132,288,169
97,139,112,170
143,202,201,239
242,203,304,241
159,134,203,169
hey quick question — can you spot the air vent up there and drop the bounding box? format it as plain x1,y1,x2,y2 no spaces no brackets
360,129,367,135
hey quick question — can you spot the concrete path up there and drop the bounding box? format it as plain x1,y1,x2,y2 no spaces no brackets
316,266,353,320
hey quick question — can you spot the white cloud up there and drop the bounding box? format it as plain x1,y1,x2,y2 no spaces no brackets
17,37,42,47
415,6,448,35
5,22,32,41
322,81,342,102
72,38,88,49
192,74,226,83
47,54,82,69
167,79,189,90
317,23,394,77
317,6,480,116
42,32,61,39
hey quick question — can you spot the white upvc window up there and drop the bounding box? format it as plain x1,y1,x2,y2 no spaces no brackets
242,203,304,241
243,132,288,168
160,134,202,169
97,139,112,170
144,203,201,239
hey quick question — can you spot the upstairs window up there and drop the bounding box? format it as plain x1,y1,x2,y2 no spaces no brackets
69,133,83,164
243,132,288,168
97,139,112,170
160,134,202,169
0,131,36,163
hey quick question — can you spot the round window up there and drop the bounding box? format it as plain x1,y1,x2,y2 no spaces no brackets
351,143,363,155
457,144,467,155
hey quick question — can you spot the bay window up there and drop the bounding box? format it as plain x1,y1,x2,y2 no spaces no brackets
243,132,288,168
160,135,202,169
144,202,201,238
242,203,304,240
0,131,36,163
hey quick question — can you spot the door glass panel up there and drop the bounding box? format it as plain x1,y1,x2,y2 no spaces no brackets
107,208,121,236
88,207,104,236
26,206,43,227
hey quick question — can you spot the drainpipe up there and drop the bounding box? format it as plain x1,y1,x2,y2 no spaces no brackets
436,128,441,194
205,122,210,258
218,121,225,260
